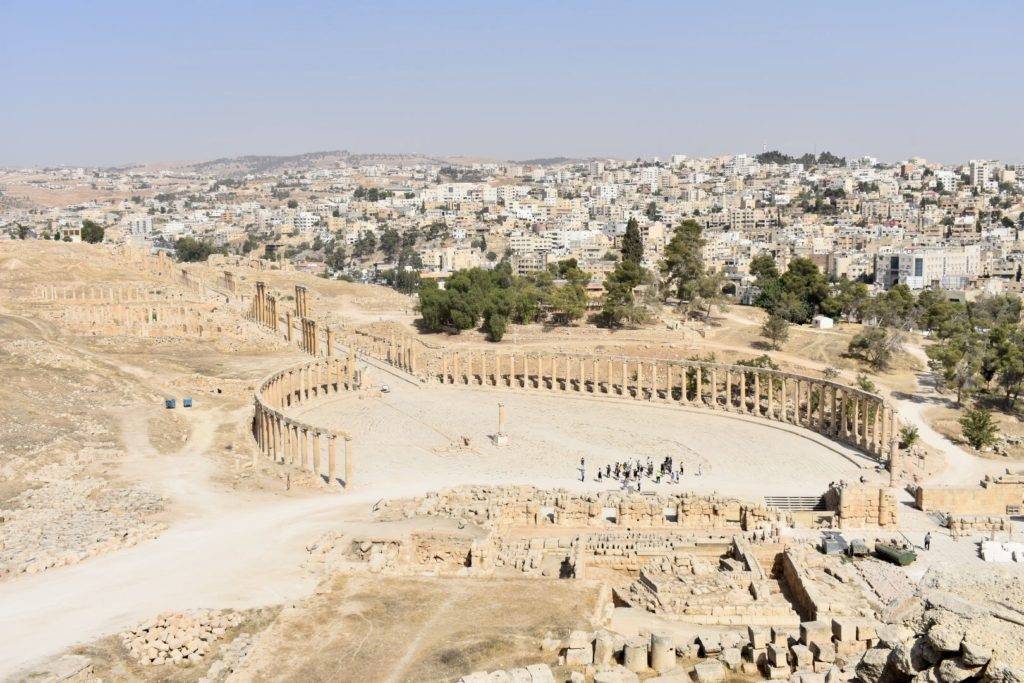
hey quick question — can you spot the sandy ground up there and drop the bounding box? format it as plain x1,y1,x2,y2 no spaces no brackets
297,366,883,501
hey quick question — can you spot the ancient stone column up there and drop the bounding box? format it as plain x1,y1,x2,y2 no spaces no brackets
635,362,643,400
623,638,648,673
328,436,337,485
620,360,628,396
311,432,321,477
853,396,861,446
650,633,675,674
344,435,353,489
325,327,334,357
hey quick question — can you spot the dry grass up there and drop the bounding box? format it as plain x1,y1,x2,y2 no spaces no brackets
234,575,601,682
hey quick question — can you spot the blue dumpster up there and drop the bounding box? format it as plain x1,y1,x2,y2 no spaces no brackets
183,398,193,408
165,398,176,409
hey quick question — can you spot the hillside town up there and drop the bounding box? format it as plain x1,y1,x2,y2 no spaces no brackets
3,152,1022,307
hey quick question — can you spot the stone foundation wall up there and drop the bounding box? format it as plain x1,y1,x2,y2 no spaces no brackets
914,473,1024,515
824,485,898,528
374,485,790,532
948,514,1012,539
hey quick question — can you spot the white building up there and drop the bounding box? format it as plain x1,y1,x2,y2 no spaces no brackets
875,245,981,291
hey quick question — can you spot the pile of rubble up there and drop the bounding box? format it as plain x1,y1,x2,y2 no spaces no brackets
546,602,1024,683
120,610,243,666
0,474,163,576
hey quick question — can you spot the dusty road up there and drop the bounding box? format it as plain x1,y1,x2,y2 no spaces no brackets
0,393,372,679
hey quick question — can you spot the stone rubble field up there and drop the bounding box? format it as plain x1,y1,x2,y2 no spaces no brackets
120,610,243,667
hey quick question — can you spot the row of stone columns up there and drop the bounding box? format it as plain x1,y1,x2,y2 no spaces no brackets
349,332,419,374
33,284,162,302
301,318,319,355
295,285,309,318
252,356,360,490
435,351,898,462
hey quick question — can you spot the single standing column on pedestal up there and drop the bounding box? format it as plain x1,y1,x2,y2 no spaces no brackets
753,372,761,415
344,435,354,489
328,436,337,486
311,432,321,478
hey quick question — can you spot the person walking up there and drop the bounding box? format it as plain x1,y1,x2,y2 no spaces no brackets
924,532,932,551
578,458,586,483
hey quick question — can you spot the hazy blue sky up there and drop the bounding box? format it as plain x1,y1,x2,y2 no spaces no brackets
2,1,1022,167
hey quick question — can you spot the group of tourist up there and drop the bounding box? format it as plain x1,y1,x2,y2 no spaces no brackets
578,456,703,491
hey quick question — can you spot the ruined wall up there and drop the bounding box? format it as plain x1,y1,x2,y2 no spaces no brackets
915,474,1024,515
823,485,897,529
375,485,790,532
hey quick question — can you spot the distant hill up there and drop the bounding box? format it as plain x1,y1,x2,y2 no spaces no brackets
119,150,453,177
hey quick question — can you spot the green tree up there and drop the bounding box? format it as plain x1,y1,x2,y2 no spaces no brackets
81,219,104,244
645,201,661,222
174,237,218,262
661,219,708,302
959,408,999,449
379,227,400,260
749,253,779,282
483,312,508,342
760,313,790,350
927,332,984,405
848,326,902,370
546,284,587,325
989,326,1024,409
600,260,646,328
326,244,348,273
621,218,644,265
899,425,920,449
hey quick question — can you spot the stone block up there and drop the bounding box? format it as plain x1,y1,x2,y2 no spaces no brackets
508,669,532,683
855,648,892,683
693,660,727,683
564,647,593,666
831,618,859,643
801,621,833,648
720,647,742,670
856,622,878,642
767,664,791,679
938,658,982,683
749,626,771,649
768,643,790,668
594,631,618,666
697,632,723,656
593,668,640,683
526,664,556,683
811,640,836,663
960,636,991,667
792,644,814,670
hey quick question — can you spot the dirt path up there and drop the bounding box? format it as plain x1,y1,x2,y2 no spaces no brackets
884,343,1005,486
0,354,373,678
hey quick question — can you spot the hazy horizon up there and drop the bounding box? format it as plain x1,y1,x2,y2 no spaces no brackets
3,0,1023,168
